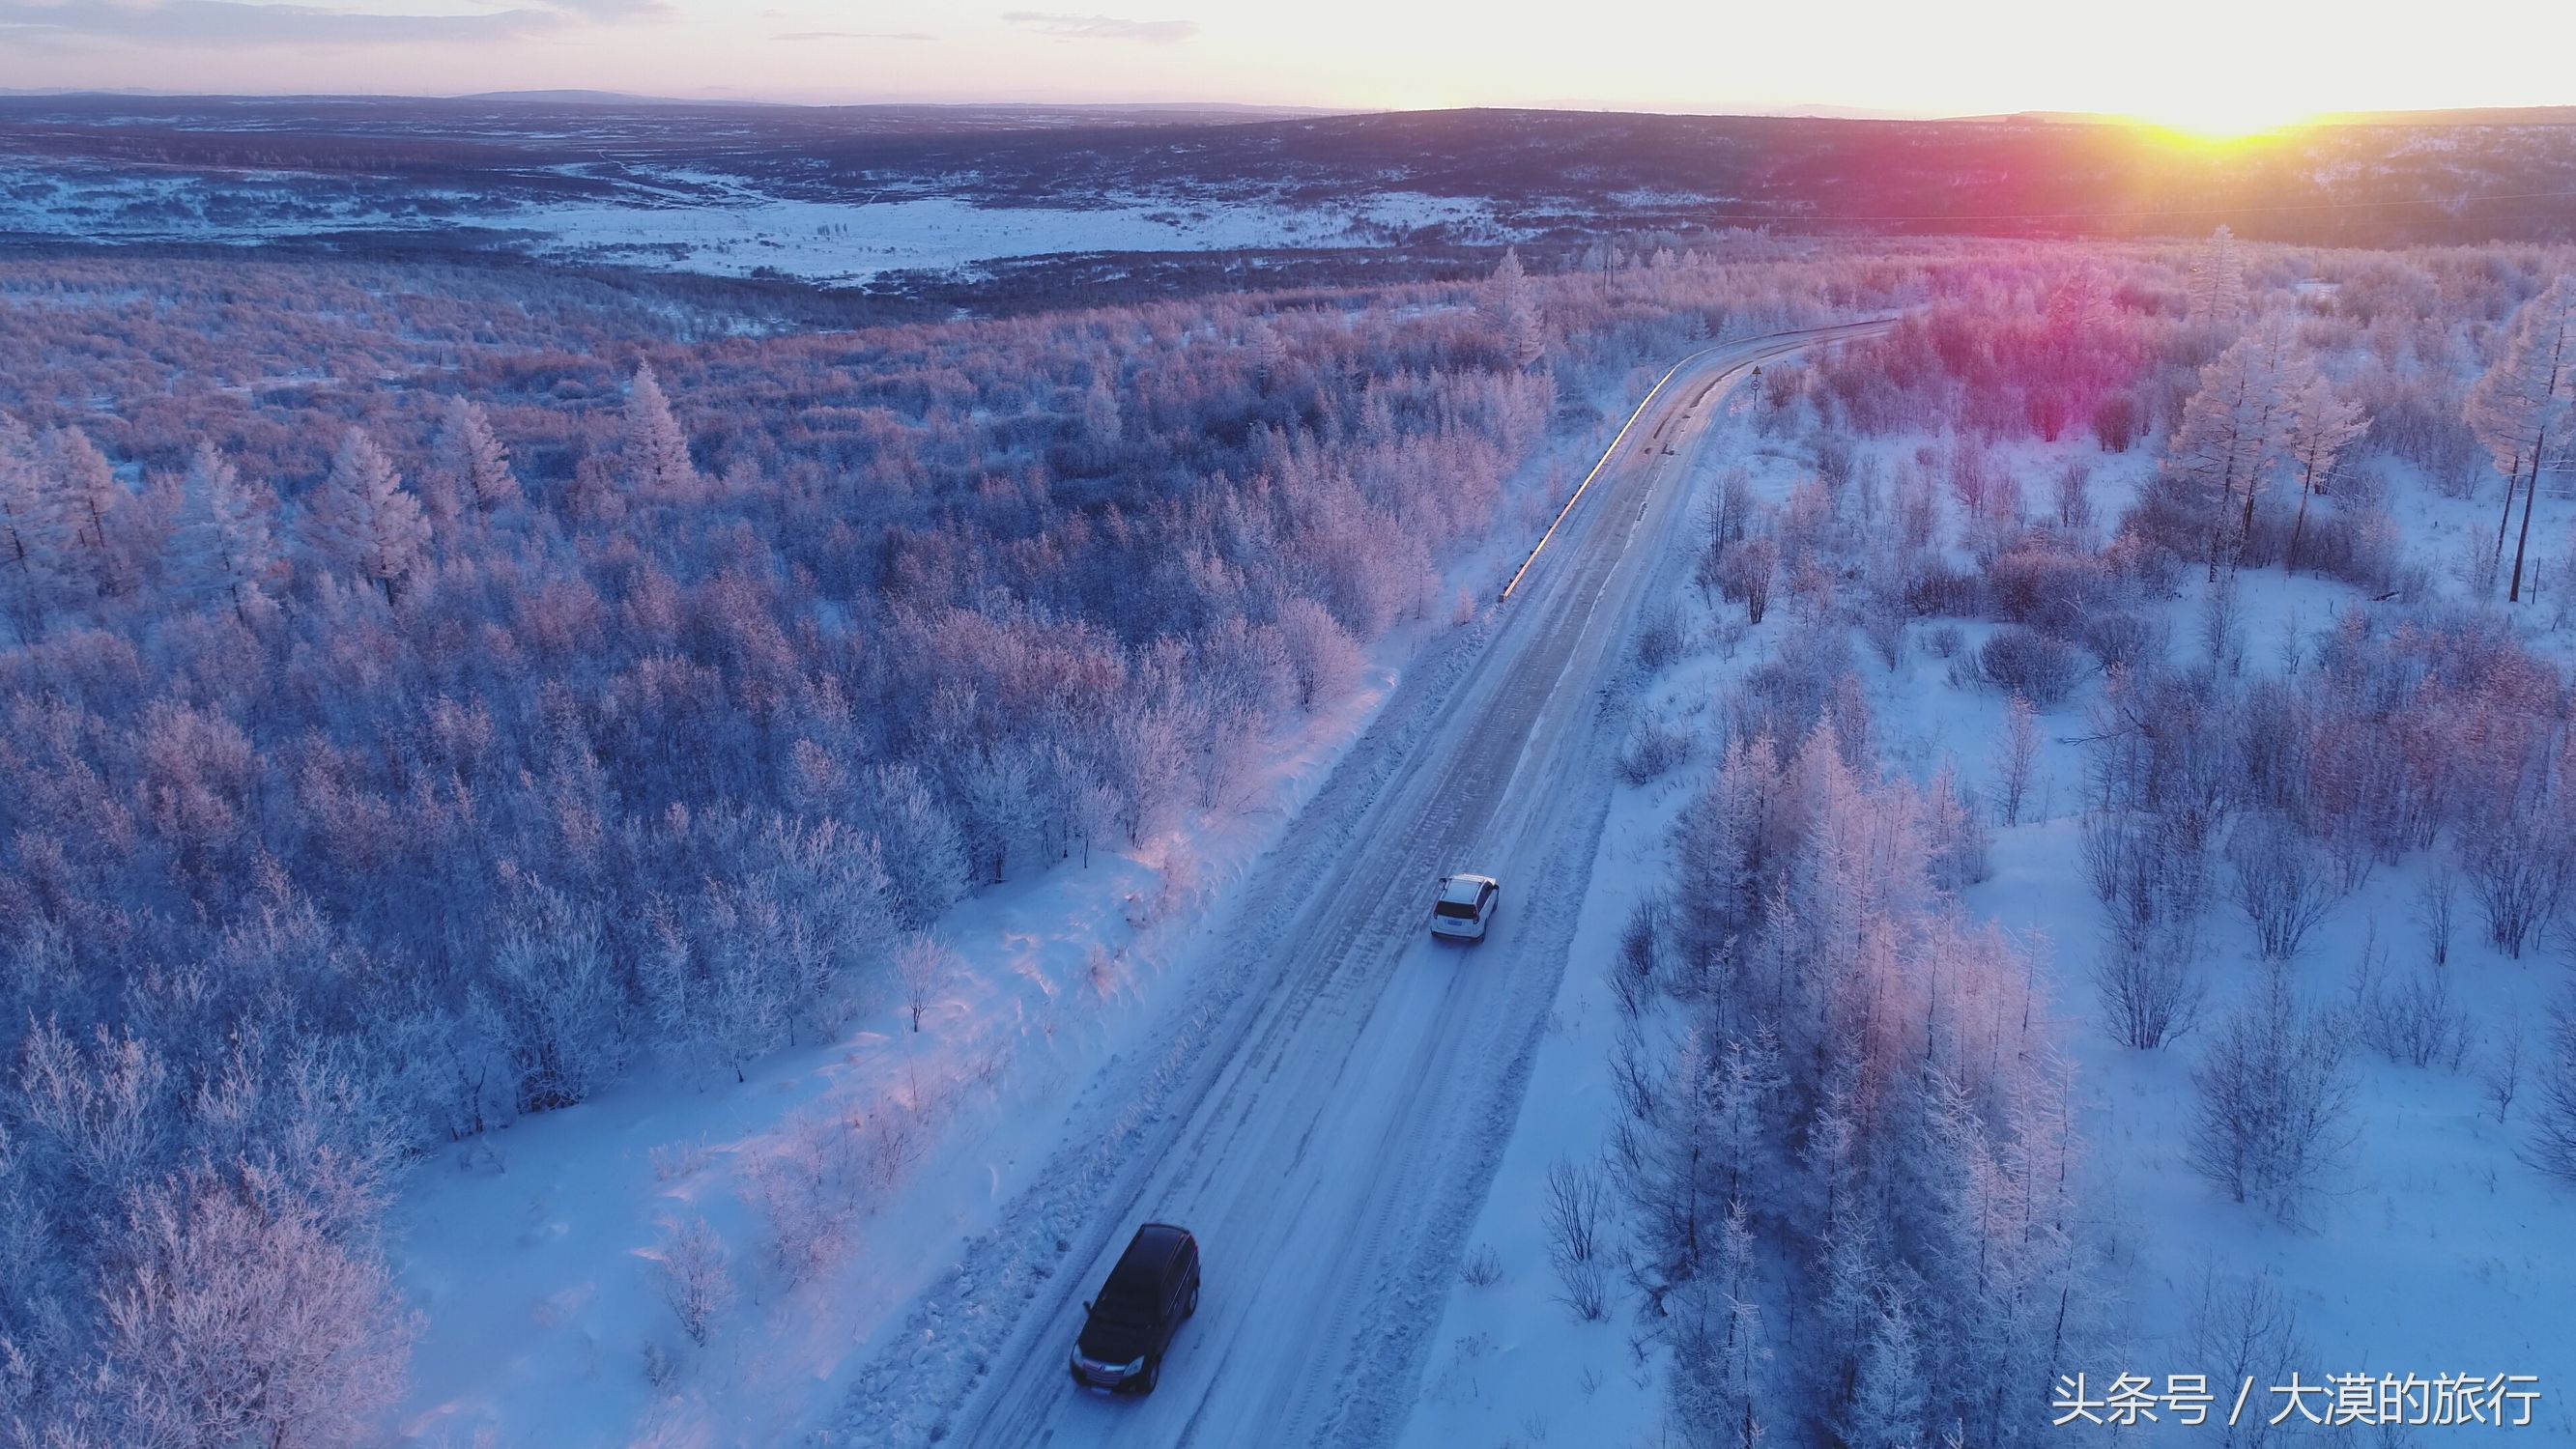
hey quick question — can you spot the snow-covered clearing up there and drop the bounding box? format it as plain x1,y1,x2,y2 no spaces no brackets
509,190,1502,282
0,160,1504,280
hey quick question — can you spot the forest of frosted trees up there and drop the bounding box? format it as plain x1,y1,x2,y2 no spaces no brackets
0,240,1932,1444
0,227,2569,1444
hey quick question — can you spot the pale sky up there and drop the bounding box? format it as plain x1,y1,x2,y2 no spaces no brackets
1,0,2571,130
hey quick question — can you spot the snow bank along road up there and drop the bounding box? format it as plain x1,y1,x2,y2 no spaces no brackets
829,321,1890,1449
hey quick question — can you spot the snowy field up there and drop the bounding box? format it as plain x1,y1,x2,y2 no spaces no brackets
508,190,1503,281
0,159,1507,281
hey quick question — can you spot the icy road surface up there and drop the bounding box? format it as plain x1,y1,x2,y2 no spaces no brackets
829,321,1889,1449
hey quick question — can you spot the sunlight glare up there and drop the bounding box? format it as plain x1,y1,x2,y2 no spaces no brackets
2132,95,2314,143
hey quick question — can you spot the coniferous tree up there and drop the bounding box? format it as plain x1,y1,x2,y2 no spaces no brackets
2464,276,2576,602
2186,224,2248,332
303,426,430,606
172,441,282,625
44,424,131,595
2280,372,2369,572
1488,248,1546,370
0,412,68,639
440,395,519,514
2166,315,2298,580
623,362,698,498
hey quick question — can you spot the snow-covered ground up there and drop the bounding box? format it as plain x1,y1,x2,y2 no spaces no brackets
511,190,1499,281
0,159,1506,281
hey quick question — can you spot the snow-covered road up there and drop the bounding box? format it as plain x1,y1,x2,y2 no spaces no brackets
829,322,1888,1449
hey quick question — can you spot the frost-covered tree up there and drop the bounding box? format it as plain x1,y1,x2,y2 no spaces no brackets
45,424,132,596
2187,969,2355,1226
1843,1290,1929,1449
623,361,699,498
0,412,70,639
2531,988,2576,1185
172,441,282,625
2279,372,2368,572
1989,693,2040,826
1079,374,1122,452
432,395,519,519
2464,276,2576,602
2165,316,2298,580
2185,224,2248,332
101,1164,415,1449
302,427,429,606
1487,248,1546,370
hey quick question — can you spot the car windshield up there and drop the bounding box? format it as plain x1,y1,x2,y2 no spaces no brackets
1435,900,1479,919
1092,1288,1154,1324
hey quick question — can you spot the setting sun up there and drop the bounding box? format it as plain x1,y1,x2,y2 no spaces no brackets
2131,98,2315,143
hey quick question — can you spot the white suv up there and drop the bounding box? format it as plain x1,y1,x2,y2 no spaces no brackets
1431,873,1500,942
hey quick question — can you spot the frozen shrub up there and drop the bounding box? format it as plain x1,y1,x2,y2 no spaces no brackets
2091,391,2140,452
744,1110,863,1284
642,1338,680,1392
1719,537,1778,625
1986,543,2120,637
1858,589,1907,668
2052,459,2096,529
1967,626,2082,707
1903,558,1984,617
2465,821,2572,960
1634,604,1688,672
2527,990,2576,1186
655,1216,734,1347
2225,811,2342,960
1617,715,1692,786
2093,922,2206,1049
1543,1159,1612,1322
2485,1028,2525,1122
2187,970,2355,1227
2348,952,2471,1072
2080,810,2212,949
1612,897,1666,1016
2077,610,2167,674
1458,1243,1503,1289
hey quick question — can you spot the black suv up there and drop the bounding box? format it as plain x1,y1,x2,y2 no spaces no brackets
1069,1223,1200,1394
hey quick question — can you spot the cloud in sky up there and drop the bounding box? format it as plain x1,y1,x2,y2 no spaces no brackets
0,0,663,48
774,28,934,42
1000,11,1193,43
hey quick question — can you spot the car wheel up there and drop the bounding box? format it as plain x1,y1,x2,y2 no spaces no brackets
1185,1282,1199,1318
1138,1355,1161,1394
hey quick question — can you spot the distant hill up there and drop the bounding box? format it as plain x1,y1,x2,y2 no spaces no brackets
3,96,2574,249
456,89,718,107
1954,105,2576,128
